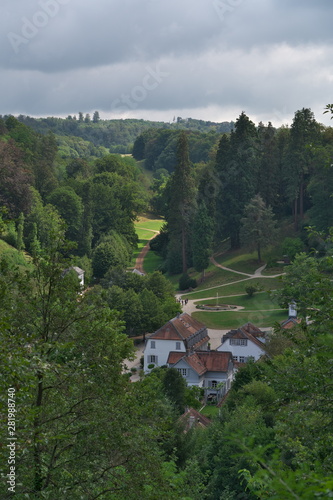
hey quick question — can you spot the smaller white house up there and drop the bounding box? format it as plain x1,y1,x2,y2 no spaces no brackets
168,350,234,403
144,313,209,372
217,322,266,363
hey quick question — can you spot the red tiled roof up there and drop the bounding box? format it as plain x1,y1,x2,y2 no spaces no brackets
197,351,232,372
171,313,206,339
280,317,301,329
149,313,207,341
184,353,207,376
179,407,211,431
167,352,185,364
240,322,265,338
171,350,233,375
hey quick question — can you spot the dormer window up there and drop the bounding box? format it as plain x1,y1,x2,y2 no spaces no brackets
230,339,247,346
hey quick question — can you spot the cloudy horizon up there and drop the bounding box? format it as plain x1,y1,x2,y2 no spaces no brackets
2,0,333,127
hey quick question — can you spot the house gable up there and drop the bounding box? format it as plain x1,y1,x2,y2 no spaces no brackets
217,323,266,361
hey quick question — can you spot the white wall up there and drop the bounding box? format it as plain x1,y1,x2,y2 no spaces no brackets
144,339,186,371
217,339,265,361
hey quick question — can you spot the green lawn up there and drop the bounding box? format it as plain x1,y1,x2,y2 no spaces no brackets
0,239,32,270
200,405,219,418
197,266,246,289
182,276,283,300
135,217,164,232
214,249,261,274
143,251,164,274
136,228,156,241
194,291,280,311
130,216,164,272
192,309,287,330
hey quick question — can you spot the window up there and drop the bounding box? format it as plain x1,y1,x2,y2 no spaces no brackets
211,380,217,388
239,356,245,363
150,341,156,349
233,356,238,362
177,368,187,376
176,341,181,350
230,338,247,346
148,355,157,364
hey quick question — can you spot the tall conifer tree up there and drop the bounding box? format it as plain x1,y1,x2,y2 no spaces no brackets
166,132,195,274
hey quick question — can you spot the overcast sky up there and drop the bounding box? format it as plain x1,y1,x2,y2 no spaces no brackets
2,0,333,126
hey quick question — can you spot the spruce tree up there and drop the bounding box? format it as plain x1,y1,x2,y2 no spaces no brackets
216,113,259,249
16,212,25,251
166,132,195,274
192,201,214,277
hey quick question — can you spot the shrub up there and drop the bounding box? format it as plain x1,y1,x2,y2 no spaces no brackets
92,231,131,278
281,237,304,261
179,273,197,291
245,282,263,297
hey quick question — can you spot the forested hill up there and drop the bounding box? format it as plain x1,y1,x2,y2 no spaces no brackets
12,114,234,153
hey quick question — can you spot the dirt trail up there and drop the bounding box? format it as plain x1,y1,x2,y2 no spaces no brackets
134,231,159,274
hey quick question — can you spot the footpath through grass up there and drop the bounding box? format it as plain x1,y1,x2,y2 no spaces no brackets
181,276,283,300
131,216,164,271
214,249,260,274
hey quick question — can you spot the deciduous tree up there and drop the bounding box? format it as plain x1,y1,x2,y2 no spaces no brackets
241,194,277,263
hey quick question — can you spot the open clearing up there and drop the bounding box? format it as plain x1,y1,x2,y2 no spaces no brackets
131,216,164,271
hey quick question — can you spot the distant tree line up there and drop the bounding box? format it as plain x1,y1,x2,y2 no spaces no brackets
12,114,234,154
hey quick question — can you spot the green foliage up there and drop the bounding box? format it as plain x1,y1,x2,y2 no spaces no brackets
245,282,263,297
166,132,196,274
179,273,197,291
276,252,323,316
162,367,188,414
281,237,304,261
192,201,214,273
101,270,180,336
215,113,259,249
241,194,277,263
92,231,131,278
16,212,24,251
47,186,84,243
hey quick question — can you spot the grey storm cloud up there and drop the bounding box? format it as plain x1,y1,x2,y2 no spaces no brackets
1,0,333,125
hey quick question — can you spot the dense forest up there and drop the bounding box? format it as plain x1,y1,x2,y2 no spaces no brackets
1,108,333,498
146,109,333,280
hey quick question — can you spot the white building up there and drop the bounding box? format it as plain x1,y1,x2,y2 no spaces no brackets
217,322,266,363
144,313,209,372
168,350,234,402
